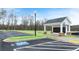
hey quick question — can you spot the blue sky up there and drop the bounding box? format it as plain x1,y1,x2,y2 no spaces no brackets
15,8,69,17
6,8,79,25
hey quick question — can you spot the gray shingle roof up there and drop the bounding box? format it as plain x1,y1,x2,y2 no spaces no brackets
45,17,67,24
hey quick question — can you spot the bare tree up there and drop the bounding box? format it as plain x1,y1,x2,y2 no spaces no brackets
36,20,41,30
40,20,44,30
28,15,34,30
0,8,6,30
9,10,16,30
21,16,29,30
14,15,17,30
7,16,10,30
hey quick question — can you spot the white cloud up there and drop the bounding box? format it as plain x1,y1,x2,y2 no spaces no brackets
68,9,79,25
17,16,22,25
45,8,79,25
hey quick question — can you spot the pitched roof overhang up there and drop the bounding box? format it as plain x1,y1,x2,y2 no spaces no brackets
45,17,67,24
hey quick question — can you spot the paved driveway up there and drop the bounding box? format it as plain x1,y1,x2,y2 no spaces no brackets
15,40,79,51
0,31,32,51
0,31,32,40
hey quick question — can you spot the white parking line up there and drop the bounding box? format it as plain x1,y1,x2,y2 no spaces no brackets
15,41,53,50
45,42,71,45
14,41,78,51
73,48,79,51
23,46,73,51
36,44,78,48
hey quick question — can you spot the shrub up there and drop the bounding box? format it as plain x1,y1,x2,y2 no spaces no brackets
44,32,47,34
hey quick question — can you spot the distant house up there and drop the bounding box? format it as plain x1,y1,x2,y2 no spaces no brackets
44,17,71,35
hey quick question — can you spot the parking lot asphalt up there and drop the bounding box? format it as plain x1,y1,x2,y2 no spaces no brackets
0,31,79,51
15,40,79,51
0,31,32,40
0,31,32,51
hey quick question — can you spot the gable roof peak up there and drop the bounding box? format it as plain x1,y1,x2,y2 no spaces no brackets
45,17,67,24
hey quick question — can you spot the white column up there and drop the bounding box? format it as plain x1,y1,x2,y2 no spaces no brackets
44,25,46,32
52,26,53,32
60,24,63,33
68,25,70,32
65,25,67,35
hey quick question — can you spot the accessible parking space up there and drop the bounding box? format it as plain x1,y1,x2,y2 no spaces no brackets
15,41,79,51
0,31,33,51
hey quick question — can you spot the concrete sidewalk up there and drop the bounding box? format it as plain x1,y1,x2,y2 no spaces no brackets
48,34,79,45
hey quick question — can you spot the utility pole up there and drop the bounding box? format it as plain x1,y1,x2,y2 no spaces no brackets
34,11,36,36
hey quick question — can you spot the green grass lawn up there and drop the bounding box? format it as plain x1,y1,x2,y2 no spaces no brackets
3,30,79,44
4,30,51,42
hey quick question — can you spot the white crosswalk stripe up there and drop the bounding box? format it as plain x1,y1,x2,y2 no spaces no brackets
24,46,73,51
35,44,79,48
73,48,79,51
14,41,79,51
